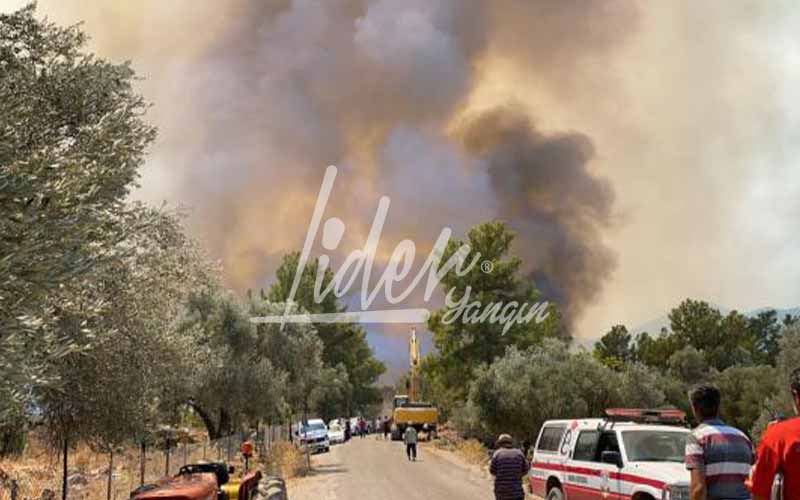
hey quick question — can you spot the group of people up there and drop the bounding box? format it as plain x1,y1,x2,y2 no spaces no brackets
336,415,399,443
343,417,371,440
488,367,800,500
686,367,800,500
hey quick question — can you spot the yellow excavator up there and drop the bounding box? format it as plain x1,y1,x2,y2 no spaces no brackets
391,328,439,440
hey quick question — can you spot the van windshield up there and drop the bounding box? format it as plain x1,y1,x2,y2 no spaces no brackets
621,430,688,463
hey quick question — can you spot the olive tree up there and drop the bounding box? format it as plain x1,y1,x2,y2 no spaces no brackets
467,341,618,443
0,4,157,421
38,209,218,450
180,292,290,439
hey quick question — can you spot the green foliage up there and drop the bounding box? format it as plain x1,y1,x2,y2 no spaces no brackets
747,309,784,365
752,324,800,440
0,4,157,421
466,341,676,443
631,300,787,373
667,346,710,384
268,252,385,415
425,221,565,406
634,329,679,370
180,292,290,439
36,210,217,449
712,365,780,435
467,295,799,443
599,301,799,438
593,325,633,369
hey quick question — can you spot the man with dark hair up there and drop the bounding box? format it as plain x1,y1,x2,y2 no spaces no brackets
685,384,754,500
751,367,800,500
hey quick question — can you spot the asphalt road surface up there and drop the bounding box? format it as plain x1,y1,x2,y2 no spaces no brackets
289,436,495,500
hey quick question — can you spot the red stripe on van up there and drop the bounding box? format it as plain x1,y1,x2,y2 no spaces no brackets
531,462,666,490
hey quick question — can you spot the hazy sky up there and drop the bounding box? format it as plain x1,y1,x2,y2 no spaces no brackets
4,1,799,348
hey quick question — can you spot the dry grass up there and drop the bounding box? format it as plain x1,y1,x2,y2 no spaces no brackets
0,432,251,500
262,442,307,479
456,439,488,466
431,428,489,468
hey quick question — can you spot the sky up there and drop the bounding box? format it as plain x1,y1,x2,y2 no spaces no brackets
3,1,799,366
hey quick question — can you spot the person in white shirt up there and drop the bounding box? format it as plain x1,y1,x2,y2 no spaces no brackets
403,426,418,461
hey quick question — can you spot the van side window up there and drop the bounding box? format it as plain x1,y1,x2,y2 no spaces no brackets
572,431,599,461
593,432,620,461
536,425,566,453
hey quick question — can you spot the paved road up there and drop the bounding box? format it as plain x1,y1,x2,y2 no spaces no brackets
289,436,494,500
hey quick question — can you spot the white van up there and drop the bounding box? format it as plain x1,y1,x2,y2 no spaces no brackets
530,409,691,500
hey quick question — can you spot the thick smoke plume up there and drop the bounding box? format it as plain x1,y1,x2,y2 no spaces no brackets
459,108,616,320
18,0,800,342
18,0,641,329
154,0,631,326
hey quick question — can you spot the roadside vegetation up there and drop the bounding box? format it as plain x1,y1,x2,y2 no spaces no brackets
0,4,384,466
263,442,308,479
422,222,800,446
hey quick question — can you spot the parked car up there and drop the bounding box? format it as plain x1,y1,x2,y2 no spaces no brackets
530,409,691,500
296,418,330,453
328,421,345,444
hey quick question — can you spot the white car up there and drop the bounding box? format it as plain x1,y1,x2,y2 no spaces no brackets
296,418,330,453
328,422,345,444
530,409,691,500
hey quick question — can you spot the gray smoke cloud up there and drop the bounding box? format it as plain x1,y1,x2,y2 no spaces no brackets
159,0,628,326
10,0,641,330
458,107,616,320
12,0,800,344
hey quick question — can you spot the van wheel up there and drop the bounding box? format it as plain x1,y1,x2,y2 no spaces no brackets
547,487,564,500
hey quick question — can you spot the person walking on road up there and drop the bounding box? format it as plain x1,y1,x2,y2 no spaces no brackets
751,367,800,500
403,426,418,461
490,434,529,500
383,417,390,440
685,384,754,500
358,417,367,439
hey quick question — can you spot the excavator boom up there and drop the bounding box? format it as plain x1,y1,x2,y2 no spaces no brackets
390,328,439,440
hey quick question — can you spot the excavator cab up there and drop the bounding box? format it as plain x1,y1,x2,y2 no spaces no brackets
393,395,410,409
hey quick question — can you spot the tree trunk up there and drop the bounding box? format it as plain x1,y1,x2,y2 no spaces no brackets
106,450,113,500
140,441,146,486
189,403,220,440
61,437,68,500
218,409,231,437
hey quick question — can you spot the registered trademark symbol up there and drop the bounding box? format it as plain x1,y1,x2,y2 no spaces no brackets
480,260,494,274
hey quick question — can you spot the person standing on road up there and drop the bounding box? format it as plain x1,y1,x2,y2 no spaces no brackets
358,417,367,438
751,367,800,500
490,434,529,500
383,417,390,440
403,426,418,461
685,384,754,500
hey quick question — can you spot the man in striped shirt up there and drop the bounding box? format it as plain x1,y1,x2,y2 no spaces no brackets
685,384,754,500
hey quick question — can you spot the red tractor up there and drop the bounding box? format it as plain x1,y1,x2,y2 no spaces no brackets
131,462,261,500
